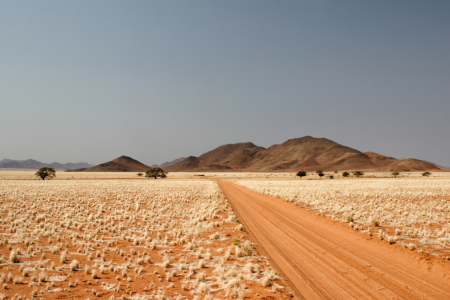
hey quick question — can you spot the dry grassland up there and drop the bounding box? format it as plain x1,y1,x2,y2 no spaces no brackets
235,178,450,259
0,179,288,300
1,171,449,181
0,171,297,180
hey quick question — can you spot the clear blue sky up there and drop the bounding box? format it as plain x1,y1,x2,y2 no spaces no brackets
1,0,449,166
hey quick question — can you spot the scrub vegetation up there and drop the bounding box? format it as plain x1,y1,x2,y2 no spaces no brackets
235,178,450,259
0,179,287,299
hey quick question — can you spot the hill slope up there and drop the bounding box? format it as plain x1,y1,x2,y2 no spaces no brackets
68,156,150,172
166,143,264,171
166,136,443,172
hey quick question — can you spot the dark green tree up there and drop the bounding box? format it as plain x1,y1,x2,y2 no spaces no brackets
35,167,56,180
296,171,307,179
137,172,143,177
316,170,324,178
145,167,167,179
342,171,350,177
353,171,364,178
422,172,431,177
392,172,400,177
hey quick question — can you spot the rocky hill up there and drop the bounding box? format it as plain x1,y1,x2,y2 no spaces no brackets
68,156,150,172
166,136,444,172
166,143,264,171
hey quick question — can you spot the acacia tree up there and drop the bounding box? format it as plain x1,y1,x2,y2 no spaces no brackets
353,171,364,178
342,171,350,177
422,172,431,177
296,171,307,179
145,167,167,179
392,172,400,177
35,167,56,180
316,170,324,178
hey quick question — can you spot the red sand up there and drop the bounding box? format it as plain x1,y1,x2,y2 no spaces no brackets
217,180,450,299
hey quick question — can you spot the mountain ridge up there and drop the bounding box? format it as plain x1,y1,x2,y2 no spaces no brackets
166,136,444,172
0,159,92,171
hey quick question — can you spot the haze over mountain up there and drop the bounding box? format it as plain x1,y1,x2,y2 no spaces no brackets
158,157,187,168
166,136,444,172
68,156,150,172
0,159,92,171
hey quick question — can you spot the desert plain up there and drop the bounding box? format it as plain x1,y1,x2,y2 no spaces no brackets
0,171,450,299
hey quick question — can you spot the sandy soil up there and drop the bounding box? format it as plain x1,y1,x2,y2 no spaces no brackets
0,179,292,300
217,180,450,299
234,178,450,260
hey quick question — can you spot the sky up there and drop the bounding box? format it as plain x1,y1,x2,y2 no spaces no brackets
1,0,449,167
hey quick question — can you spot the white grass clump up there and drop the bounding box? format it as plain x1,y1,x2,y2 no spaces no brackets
9,250,19,263
69,260,79,271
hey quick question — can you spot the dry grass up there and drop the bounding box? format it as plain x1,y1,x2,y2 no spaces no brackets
235,178,450,258
0,179,286,299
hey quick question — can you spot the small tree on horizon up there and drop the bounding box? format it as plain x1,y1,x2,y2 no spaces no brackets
342,171,350,177
422,171,431,177
145,167,167,179
316,170,324,178
296,171,307,179
392,172,400,177
353,171,364,178
137,172,143,177
35,167,56,180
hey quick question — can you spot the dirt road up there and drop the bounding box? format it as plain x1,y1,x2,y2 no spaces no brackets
217,180,450,300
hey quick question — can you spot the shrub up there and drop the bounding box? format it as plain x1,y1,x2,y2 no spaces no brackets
369,217,380,227
296,171,307,179
231,237,241,246
353,171,364,178
241,241,254,256
342,171,350,177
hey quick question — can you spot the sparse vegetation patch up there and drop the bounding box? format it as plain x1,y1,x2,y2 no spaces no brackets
235,178,450,258
0,179,287,299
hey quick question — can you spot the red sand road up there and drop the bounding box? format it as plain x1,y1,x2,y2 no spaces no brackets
217,180,450,300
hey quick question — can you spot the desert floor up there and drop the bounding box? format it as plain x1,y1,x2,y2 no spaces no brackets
0,171,449,300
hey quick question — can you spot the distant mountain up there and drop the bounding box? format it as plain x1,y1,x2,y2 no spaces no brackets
68,156,150,172
0,159,92,170
166,136,444,172
159,157,187,168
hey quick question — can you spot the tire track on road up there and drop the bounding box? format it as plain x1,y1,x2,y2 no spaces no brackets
217,180,450,300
